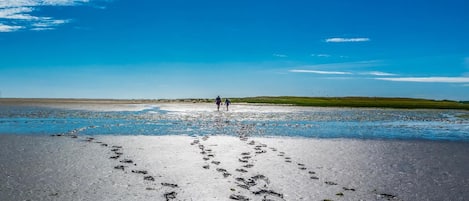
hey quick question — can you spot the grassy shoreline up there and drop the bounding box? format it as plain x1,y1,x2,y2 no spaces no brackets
1,96,468,110
231,96,469,110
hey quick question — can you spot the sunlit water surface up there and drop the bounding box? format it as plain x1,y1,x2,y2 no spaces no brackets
1,104,468,141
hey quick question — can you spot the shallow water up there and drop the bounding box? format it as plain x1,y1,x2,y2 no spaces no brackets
0,104,468,141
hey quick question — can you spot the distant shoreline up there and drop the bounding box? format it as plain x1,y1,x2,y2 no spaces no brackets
1,96,468,110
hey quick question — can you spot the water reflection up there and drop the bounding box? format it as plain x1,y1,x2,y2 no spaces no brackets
0,104,468,141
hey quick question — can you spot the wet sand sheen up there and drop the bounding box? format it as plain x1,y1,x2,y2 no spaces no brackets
1,135,468,201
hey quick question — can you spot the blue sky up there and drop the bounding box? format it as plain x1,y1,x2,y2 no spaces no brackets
1,0,468,100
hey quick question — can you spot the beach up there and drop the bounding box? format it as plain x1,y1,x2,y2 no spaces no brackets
1,134,468,201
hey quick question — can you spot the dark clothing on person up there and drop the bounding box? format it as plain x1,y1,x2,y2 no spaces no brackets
215,96,222,111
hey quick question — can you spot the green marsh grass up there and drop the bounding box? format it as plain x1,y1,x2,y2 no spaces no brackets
230,96,469,110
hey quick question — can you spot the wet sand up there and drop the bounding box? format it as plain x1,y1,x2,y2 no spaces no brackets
1,134,468,201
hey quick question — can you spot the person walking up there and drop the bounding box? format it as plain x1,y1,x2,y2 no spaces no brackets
224,98,231,111
215,96,222,111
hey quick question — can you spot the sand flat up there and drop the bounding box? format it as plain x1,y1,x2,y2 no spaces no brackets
1,134,468,201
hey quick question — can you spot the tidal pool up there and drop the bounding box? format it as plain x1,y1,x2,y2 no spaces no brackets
0,103,468,141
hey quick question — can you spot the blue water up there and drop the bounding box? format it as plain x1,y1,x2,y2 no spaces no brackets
0,105,468,141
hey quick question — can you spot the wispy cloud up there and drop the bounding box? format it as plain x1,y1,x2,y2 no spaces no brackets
311,54,331,57
273,54,288,58
0,0,107,32
297,60,381,70
362,71,398,76
290,69,397,77
376,77,469,83
0,23,23,32
290,69,352,75
325,37,370,43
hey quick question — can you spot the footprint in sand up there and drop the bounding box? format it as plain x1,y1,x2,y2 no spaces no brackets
77,136,186,200
236,168,248,173
120,159,134,164
243,164,254,168
161,183,179,188
235,177,256,189
164,191,177,201
255,150,266,154
342,187,356,191
190,139,200,145
372,190,399,200
252,189,284,199
143,176,155,181
216,168,232,178
236,175,284,200
131,170,148,175
229,194,249,201
298,163,307,170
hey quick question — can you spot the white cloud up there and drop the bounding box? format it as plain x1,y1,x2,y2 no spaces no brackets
0,0,90,8
297,60,381,70
0,23,23,32
0,7,38,20
311,54,331,57
32,19,70,29
0,0,103,32
31,27,55,31
273,54,287,58
376,77,469,83
290,69,352,75
326,37,370,43
363,71,397,76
